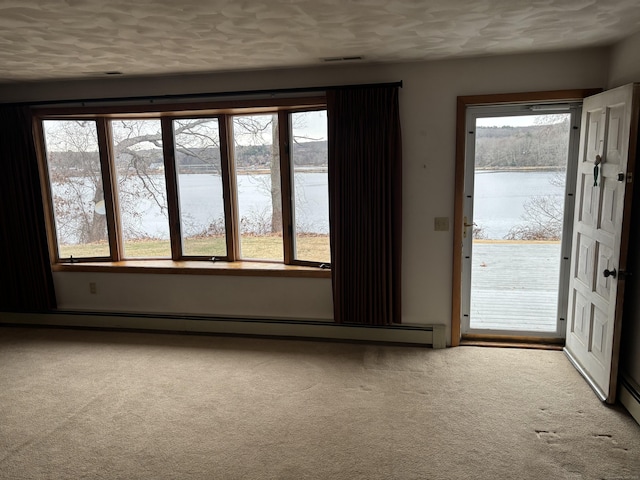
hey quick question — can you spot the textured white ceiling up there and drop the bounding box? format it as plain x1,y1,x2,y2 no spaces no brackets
0,0,639,83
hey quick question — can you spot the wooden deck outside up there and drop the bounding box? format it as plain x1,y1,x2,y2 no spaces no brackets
470,241,563,333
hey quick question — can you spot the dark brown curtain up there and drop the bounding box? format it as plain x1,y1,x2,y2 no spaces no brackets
0,105,56,311
327,86,402,325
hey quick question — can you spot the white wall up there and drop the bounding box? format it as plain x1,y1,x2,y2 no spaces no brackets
608,33,640,391
0,47,610,343
53,272,333,320
620,189,640,393
608,31,640,88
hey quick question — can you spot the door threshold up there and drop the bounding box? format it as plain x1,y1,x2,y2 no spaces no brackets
460,334,564,350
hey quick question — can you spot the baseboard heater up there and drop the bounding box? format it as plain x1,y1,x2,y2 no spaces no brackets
619,374,640,426
0,311,446,349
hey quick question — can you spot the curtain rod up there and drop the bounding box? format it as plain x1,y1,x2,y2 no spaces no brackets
6,80,403,108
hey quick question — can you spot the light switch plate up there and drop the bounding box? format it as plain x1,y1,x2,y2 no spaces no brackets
434,217,449,231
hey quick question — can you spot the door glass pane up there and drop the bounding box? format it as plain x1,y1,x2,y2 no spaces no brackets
470,114,571,332
291,110,330,263
174,118,226,257
42,120,110,259
232,114,283,261
111,119,170,258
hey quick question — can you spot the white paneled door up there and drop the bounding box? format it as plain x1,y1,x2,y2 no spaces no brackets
565,83,639,404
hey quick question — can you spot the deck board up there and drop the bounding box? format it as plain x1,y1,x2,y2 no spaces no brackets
470,242,562,332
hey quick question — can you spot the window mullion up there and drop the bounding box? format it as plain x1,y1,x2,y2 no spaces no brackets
161,117,182,260
96,118,123,261
278,110,294,265
219,115,239,261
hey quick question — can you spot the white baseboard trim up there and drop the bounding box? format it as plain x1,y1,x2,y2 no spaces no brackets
619,374,640,426
0,311,446,348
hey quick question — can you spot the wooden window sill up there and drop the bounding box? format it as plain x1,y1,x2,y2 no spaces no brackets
51,260,331,278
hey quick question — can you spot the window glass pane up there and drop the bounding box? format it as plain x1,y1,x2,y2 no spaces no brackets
291,111,330,263
470,113,571,332
174,118,226,257
42,120,110,259
111,119,170,258
232,114,283,261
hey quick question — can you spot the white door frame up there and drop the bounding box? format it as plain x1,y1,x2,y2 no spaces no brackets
451,89,602,346
460,103,581,338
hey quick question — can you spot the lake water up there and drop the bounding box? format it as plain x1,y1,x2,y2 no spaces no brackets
179,172,330,235
160,170,564,239
473,170,566,239
56,170,562,242
116,172,329,240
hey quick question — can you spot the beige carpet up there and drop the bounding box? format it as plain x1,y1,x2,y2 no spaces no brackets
0,326,638,480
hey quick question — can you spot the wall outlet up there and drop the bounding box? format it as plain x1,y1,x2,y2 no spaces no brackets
89,282,97,294
434,217,449,231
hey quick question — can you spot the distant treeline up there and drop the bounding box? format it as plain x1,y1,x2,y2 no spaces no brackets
475,119,570,169
50,121,567,174
49,140,328,174
177,140,328,172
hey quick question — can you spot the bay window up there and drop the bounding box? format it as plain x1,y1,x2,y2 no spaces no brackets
36,97,330,270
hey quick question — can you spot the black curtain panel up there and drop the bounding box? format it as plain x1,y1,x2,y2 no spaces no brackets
327,86,402,325
0,105,56,311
